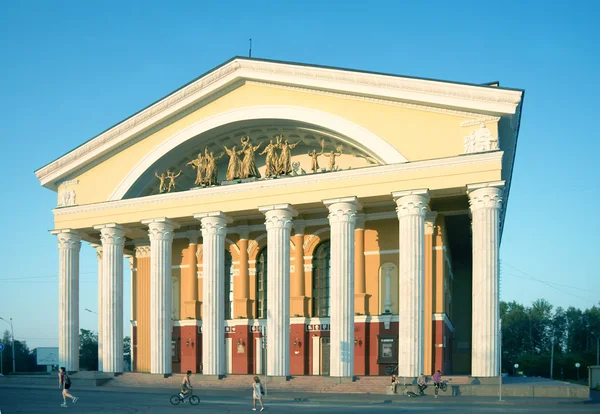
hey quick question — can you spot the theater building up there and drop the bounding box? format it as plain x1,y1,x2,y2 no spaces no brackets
36,57,524,378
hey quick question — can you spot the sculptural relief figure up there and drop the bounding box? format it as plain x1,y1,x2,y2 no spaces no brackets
186,152,205,186
155,171,167,193
278,139,300,175
224,145,244,181
308,149,323,173
464,124,499,154
166,169,182,192
240,136,262,178
260,139,278,178
326,145,343,171
204,151,224,186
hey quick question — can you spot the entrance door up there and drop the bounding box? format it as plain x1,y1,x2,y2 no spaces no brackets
320,337,331,375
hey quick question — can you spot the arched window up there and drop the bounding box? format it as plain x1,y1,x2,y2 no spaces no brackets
224,250,234,320
256,248,267,319
312,240,330,317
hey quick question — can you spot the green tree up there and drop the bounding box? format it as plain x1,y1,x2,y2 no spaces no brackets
1,330,37,374
124,336,131,371
79,329,98,371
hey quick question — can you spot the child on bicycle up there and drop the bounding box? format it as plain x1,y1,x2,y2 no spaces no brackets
179,370,193,399
432,370,442,398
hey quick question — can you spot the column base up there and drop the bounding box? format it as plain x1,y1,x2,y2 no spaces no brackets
234,298,251,319
183,300,201,319
354,293,369,315
291,296,308,317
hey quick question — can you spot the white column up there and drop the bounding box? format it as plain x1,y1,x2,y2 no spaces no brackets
53,229,81,372
125,254,134,372
194,212,229,376
91,244,103,372
142,218,177,375
393,189,429,378
95,224,125,373
324,197,359,378
468,181,504,377
259,204,296,377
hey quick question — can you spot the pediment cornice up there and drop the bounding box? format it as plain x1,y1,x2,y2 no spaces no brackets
35,57,523,189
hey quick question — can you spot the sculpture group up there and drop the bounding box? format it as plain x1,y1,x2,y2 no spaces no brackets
155,169,182,193
156,135,345,193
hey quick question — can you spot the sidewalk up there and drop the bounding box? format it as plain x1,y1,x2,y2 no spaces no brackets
0,382,594,406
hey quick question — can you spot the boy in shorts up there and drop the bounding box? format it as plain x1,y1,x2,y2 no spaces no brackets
179,370,193,399
58,367,78,407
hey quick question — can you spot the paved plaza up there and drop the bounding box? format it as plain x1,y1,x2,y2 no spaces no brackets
0,386,597,414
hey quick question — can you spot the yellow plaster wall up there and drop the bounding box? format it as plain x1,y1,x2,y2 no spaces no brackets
54,159,501,230
67,82,498,206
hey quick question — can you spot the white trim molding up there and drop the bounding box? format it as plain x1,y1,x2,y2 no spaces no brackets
35,57,522,190
433,312,455,333
364,249,399,256
109,105,407,200
54,151,503,218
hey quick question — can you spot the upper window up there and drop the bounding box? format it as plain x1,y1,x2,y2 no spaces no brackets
312,240,330,317
256,248,267,319
224,250,234,320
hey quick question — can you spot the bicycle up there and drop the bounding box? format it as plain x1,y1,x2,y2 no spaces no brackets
433,381,447,397
170,390,200,405
385,364,398,376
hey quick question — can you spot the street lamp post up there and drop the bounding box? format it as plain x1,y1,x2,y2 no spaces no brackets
513,363,519,377
575,362,580,381
0,317,16,373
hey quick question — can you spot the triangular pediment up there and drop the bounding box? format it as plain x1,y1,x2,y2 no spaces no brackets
36,57,523,194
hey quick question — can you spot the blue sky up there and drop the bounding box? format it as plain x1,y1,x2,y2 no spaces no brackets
0,1,598,349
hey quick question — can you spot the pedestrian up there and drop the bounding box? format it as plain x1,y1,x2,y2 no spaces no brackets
432,369,442,398
417,373,427,395
179,370,193,400
390,374,399,394
252,375,265,411
58,367,78,407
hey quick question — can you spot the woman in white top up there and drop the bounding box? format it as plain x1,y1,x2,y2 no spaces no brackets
252,376,265,411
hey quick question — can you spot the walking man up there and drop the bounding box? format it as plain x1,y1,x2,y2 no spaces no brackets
58,367,78,407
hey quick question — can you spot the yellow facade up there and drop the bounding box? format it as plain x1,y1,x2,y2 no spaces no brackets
38,57,523,376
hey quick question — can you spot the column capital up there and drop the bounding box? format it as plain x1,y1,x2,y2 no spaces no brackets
51,229,82,250
293,220,306,236
355,213,367,229
195,211,230,236
467,181,504,211
425,212,438,235
393,189,429,218
324,196,361,223
134,244,151,258
142,218,178,241
260,204,296,230
237,225,250,240
95,224,126,245
185,230,201,244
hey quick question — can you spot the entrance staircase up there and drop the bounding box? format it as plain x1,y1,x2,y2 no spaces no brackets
106,373,473,394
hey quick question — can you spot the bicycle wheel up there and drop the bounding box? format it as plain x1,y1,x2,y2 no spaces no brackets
189,395,200,405
170,395,182,405
385,365,395,376
441,383,447,392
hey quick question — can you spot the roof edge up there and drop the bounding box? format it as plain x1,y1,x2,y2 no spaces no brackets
36,56,524,188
